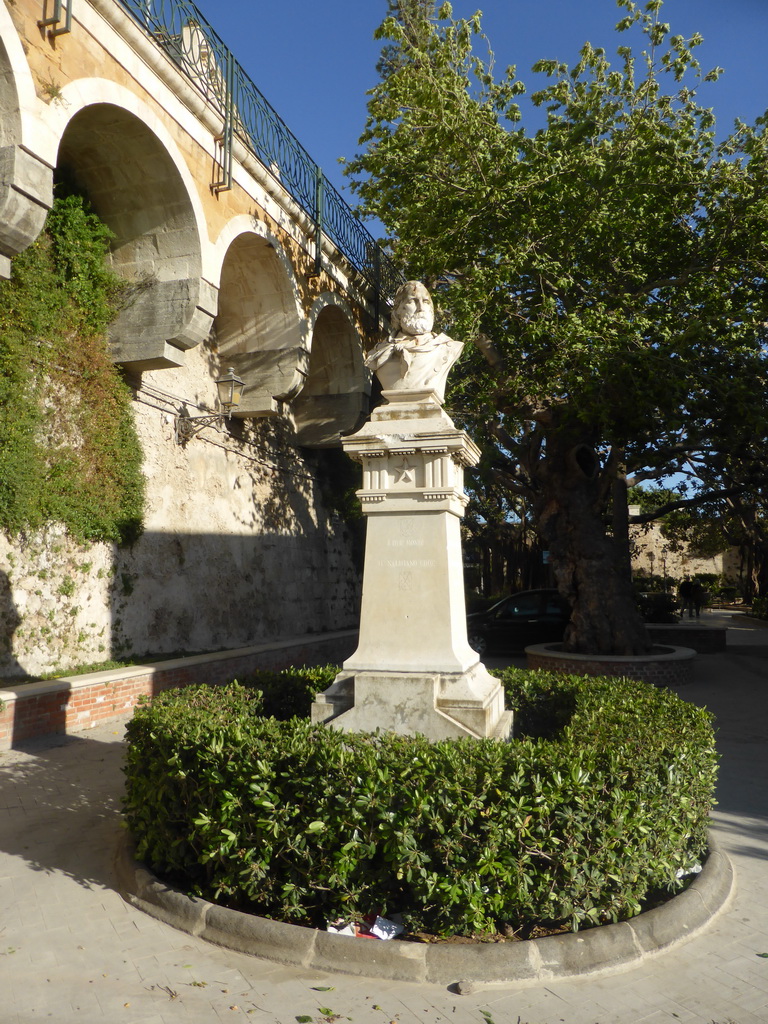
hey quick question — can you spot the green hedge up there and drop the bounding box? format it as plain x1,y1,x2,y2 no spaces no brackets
237,664,337,720
122,668,717,938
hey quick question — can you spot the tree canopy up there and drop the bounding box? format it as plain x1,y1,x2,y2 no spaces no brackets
347,0,768,653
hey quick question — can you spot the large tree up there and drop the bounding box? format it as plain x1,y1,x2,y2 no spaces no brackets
347,0,768,654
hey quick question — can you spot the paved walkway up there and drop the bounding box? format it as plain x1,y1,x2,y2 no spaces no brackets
1,611,767,1024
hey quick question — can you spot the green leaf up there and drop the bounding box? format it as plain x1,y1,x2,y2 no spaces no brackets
346,0,768,656
123,670,717,940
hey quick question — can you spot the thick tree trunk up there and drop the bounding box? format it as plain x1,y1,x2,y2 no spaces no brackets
611,456,633,585
533,430,650,655
731,503,768,599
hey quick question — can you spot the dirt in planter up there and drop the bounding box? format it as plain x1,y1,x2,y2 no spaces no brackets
405,922,572,944
144,852,706,947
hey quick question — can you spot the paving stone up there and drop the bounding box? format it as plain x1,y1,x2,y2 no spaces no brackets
1,612,768,1023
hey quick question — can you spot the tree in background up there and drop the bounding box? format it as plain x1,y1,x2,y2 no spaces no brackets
462,476,550,600
627,484,733,589
627,439,768,601
347,0,768,654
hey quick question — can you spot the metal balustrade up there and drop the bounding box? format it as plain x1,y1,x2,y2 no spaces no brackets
114,0,402,300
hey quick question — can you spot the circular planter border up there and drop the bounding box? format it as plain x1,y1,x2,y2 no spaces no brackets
114,831,733,986
525,643,697,687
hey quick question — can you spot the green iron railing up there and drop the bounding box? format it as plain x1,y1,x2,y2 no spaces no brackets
114,0,402,302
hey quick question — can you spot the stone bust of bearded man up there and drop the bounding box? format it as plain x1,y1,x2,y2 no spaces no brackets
364,281,463,404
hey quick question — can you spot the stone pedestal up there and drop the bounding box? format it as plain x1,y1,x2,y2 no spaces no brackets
312,390,512,741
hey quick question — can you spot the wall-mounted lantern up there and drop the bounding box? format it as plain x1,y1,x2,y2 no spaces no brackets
175,367,245,444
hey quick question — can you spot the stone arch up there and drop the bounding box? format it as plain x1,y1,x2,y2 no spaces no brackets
0,8,52,272
212,218,309,417
53,81,214,369
292,293,370,447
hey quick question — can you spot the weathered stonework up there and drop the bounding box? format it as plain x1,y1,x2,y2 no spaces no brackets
0,0,386,677
312,285,511,741
0,342,363,678
312,388,511,741
2,0,379,377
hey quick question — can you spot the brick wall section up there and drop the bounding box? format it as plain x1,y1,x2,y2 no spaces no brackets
526,647,695,688
0,631,357,750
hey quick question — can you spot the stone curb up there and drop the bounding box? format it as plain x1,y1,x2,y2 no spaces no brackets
113,831,734,985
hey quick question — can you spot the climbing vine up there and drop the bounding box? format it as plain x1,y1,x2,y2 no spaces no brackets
0,194,144,544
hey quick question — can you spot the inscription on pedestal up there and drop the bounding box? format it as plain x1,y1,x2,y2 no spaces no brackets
378,559,436,568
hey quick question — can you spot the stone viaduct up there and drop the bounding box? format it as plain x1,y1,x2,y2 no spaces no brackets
0,0,400,678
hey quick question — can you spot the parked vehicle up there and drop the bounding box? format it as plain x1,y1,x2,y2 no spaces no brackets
467,589,571,655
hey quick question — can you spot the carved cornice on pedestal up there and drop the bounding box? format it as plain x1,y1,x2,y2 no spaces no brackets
341,388,480,516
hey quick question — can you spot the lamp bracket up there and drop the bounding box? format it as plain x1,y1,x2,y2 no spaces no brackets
174,411,224,445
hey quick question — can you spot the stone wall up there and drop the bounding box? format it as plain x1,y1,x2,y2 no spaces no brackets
630,516,742,584
0,0,376,680
0,342,362,679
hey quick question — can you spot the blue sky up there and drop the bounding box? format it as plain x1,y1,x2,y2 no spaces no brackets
204,0,768,226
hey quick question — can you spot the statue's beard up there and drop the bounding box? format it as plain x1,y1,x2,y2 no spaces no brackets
399,311,434,335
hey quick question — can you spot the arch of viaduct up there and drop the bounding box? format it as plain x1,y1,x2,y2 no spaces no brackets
1,0,391,446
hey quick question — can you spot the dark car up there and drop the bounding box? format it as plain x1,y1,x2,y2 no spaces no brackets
467,589,571,655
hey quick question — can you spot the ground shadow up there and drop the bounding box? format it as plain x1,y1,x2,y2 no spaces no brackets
0,569,28,680
675,647,768,863
109,527,360,665
0,727,127,892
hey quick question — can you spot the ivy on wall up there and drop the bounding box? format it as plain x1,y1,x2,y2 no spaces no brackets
0,195,144,545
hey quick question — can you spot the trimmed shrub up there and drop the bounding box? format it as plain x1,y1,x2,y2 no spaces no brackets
238,664,338,720
122,668,717,938
637,590,680,623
